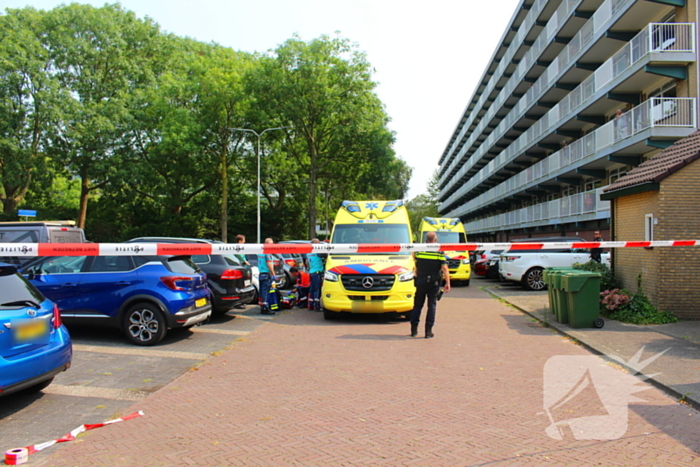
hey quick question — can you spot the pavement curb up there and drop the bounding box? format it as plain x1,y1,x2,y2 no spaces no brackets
486,286,700,413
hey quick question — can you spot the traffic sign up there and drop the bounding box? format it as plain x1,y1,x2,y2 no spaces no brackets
17,209,37,217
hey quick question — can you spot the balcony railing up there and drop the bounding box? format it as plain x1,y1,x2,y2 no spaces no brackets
463,187,611,234
441,0,583,177
439,0,694,196
439,19,696,210
444,97,696,219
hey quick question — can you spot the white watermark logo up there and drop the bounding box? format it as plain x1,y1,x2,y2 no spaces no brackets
542,346,668,440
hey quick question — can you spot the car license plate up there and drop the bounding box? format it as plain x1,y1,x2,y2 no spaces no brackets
14,319,49,343
195,298,207,308
244,280,251,287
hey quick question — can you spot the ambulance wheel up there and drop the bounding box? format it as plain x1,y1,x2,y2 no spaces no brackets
464,279,470,286
323,309,337,320
402,312,411,321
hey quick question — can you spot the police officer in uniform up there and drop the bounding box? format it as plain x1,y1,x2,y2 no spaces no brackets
411,231,451,338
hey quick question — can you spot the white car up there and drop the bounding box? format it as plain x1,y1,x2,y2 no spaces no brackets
498,237,610,290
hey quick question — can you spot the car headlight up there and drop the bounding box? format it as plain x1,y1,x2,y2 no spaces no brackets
502,255,521,262
461,259,470,265
398,270,415,282
324,270,339,282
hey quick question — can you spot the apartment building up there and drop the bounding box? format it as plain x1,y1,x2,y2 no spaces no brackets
437,0,698,242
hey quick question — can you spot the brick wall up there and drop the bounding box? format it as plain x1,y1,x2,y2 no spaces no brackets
613,192,660,305
613,159,700,320
656,159,700,319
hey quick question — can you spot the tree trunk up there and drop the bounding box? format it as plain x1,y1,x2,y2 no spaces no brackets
2,173,32,215
220,149,228,243
78,170,90,229
308,144,318,239
2,196,19,215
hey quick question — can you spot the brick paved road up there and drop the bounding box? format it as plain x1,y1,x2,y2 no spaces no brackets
33,286,700,466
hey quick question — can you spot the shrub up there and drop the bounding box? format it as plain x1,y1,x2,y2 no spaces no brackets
603,274,678,325
600,289,630,311
573,260,621,291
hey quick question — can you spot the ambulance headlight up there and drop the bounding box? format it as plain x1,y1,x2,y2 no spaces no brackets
398,270,415,282
324,271,339,282
461,259,470,265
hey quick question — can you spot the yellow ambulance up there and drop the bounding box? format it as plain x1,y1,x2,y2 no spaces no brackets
321,200,415,320
419,217,471,286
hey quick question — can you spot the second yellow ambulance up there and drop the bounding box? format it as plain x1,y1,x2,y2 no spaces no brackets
418,217,471,285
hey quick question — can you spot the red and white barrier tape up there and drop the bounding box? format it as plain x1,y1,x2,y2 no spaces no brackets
0,241,698,258
3,411,143,464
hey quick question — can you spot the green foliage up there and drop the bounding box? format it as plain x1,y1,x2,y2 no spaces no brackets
572,260,621,291
606,291,678,325
601,273,678,325
0,7,407,242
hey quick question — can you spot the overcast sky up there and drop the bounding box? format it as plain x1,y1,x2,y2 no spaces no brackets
3,0,522,199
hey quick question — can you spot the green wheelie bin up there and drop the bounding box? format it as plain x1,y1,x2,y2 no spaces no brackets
561,271,604,329
543,267,574,323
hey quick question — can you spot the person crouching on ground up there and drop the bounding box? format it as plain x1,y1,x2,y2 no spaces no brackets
289,266,310,308
410,231,451,338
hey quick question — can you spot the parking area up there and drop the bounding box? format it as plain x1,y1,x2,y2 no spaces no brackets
12,282,700,467
0,305,269,455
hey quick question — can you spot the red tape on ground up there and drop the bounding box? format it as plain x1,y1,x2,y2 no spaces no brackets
8,411,145,459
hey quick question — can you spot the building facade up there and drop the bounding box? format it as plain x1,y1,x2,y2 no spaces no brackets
437,0,698,243
601,130,700,319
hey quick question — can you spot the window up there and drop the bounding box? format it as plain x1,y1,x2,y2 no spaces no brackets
609,167,628,183
90,256,133,272
33,256,88,274
645,214,655,241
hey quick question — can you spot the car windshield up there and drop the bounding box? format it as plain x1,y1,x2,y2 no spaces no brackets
0,272,44,307
167,257,200,274
422,231,466,243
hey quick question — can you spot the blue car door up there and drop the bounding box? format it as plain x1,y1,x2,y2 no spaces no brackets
76,256,137,319
26,256,88,318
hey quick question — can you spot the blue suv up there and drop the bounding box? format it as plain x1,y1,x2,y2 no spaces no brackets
22,255,211,346
0,263,72,397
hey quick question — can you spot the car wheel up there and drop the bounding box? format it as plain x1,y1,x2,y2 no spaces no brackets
21,377,54,395
522,267,546,291
123,303,167,346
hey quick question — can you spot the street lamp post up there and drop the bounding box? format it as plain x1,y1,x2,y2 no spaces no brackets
230,127,290,243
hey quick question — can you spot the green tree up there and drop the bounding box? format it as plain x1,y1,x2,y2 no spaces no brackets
406,169,440,235
0,7,63,215
246,35,401,238
45,3,165,228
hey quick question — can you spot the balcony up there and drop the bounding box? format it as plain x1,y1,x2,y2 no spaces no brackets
438,0,688,196
439,20,696,212
445,97,696,220
441,0,586,175
463,187,611,234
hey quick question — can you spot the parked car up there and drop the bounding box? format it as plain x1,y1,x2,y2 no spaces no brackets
278,240,312,268
498,237,610,291
244,254,286,289
125,237,256,315
0,221,86,267
474,258,489,276
21,254,211,345
0,263,72,397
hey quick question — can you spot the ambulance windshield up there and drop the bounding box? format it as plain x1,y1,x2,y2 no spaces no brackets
422,231,466,243
332,224,411,245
